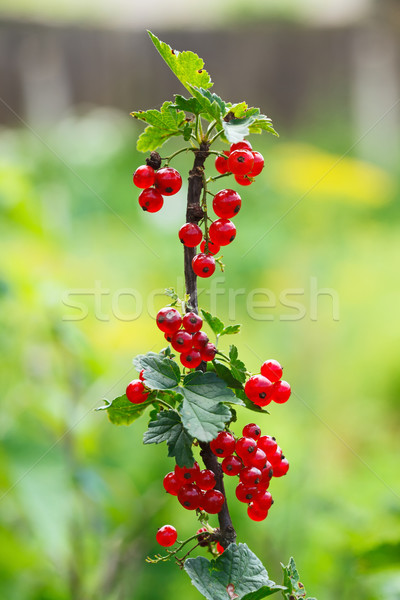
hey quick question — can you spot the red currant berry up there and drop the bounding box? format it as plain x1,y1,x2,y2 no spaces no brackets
177,483,202,510
215,155,230,174
235,483,258,503
248,151,264,177
245,447,267,470
202,489,224,514
235,436,257,460
221,455,243,476
247,504,268,522
133,165,156,189
271,380,291,404
259,465,272,488
200,239,220,256
196,527,210,547
156,307,182,334
239,466,262,486
242,423,261,440
254,490,273,510
182,312,203,333
257,435,278,457
156,524,178,547
164,332,173,343
163,472,181,496
138,188,164,212
213,189,241,219
179,223,203,247
200,343,217,362
126,379,149,404
175,462,200,484
260,359,282,382
227,149,254,175
230,140,252,152
192,331,209,350
154,167,182,196
273,457,289,477
180,349,202,369
216,542,225,554
268,446,283,467
192,253,216,278
209,219,236,246
196,469,216,491
171,330,193,353
139,369,145,381
234,174,254,186
210,431,236,457
244,375,274,407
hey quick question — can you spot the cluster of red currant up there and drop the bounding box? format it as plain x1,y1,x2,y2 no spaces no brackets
210,424,289,522
214,140,264,186
155,524,224,554
245,359,291,407
163,462,225,514
133,164,182,212
155,306,216,368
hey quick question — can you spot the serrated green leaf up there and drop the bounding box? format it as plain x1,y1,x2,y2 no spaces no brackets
96,395,152,426
183,122,193,141
173,95,204,115
221,324,241,337
248,115,279,137
229,345,247,383
189,86,226,121
184,543,282,600
133,352,181,390
213,360,244,390
143,409,194,467
201,309,225,336
281,558,316,600
148,31,213,93
223,111,278,143
131,101,186,152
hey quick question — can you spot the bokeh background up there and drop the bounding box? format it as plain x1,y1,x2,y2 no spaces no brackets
1,1,400,598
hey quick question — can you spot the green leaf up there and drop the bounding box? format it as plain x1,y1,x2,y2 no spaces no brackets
201,309,225,336
248,115,279,137
131,101,186,152
189,86,226,121
96,395,152,426
281,558,316,600
173,95,203,115
148,31,213,93
221,324,241,337
229,345,247,384
143,409,194,467
213,360,244,390
184,543,283,600
223,111,278,143
133,352,181,390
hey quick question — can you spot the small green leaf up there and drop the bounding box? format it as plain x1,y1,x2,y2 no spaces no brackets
131,101,187,152
281,558,316,600
189,86,226,121
183,122,193,141
184,543,283,600
96,395,152,426
221,324,241,337
148,31,213,93
248,114,279,137
143,409,194,467
133,352,181,390
229,345,247,384
173,95,204,115
201,309,225,336
213,360,243,391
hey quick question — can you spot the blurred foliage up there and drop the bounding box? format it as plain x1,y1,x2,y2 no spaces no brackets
0,105,400,600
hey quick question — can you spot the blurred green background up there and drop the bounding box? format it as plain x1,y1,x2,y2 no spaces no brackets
1,1,400,599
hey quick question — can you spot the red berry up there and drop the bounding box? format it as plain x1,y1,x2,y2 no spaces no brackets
257,435,278,457
202,489,224,514
230,140,252,152
139,369,145,381
156,307,182,334
200,343,217,362
163,472,181,495
260,360,283,383
192,331,209,350
244,375,274,407
271,380,291,404
259,465,272,488
239,466,262,486
247,504,268,522
164,332,173,343
171,330,193,353
268,446,283,467
133,165,156,189
227,149,254,175
234,174,254,186
197,527,210,547
221,455,243,476
209,219,236,246
196,469,216,491
200,239,220,256
175,462,200,484
235,483,258,503
180,349,202,369
156,524,178,547
182,312,203,333
254,490,273,510
248,151,264,177
245,447,267,470
138,188,164,212
179,223,203,247
177,483,202,510
126,379,149,404
215,155,230,174
213,189,241,219
242,423,261,440
235,436,257,460
192,253,216,278
216,542,225,554
273,457,289,477
154,167,182,196
210,431,236,457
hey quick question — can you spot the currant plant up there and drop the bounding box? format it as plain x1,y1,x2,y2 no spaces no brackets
98,32,317,600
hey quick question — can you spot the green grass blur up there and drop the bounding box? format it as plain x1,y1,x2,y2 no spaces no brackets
0,106,400,600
